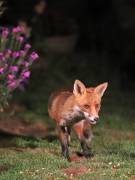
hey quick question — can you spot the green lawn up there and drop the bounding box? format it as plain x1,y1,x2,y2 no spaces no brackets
0,91,135,179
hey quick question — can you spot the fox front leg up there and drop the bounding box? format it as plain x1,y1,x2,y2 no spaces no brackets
74,121,94,158
80,128,94,158
58,126,71,161
80,138,94,158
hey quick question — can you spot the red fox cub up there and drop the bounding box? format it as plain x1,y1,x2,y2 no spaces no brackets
48,80,108,161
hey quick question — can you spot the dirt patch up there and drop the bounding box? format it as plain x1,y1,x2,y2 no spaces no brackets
63,165,88,177
70,155,83,162
130,175,135,180
0,118,51,138
70,153,86,162
0,103,54,138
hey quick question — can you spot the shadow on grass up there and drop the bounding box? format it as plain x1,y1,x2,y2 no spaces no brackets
103,142,135,160
44,134,58,142
0,132,58,149
0,164,10,174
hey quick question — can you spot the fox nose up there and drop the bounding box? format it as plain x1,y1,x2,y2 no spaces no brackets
94,117,99,122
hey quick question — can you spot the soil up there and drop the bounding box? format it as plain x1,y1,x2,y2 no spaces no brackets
63,165,88,177
0,103,51,138
0,118,51,138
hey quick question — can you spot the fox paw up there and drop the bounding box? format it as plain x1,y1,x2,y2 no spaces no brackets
83,152,94,158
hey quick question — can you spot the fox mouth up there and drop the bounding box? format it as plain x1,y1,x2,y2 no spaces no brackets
88,119,97,125
86,118,97,125
83,112,98,125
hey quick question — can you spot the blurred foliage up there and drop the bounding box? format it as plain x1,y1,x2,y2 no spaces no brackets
0,0,5,16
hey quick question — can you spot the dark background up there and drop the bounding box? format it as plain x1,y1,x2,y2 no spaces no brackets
0,0,135,115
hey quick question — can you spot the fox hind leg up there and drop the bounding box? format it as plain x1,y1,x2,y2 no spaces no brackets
67,127,71,146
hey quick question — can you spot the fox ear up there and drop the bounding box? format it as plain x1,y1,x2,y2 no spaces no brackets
73,80,86,97
95,82,108,97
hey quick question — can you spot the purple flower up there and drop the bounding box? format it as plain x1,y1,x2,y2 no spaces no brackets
12,51,20,58
0,68,4,74
2,28,9,39
21,71,31,78
7,81,17,89
10,66,19,72
8,74,15,80
30,52,39,61
0,53,5,61
24,44,31,50
17,36,24,43
5,49,12,59
19,50,25,57
23,61,30,67
12,26,23,33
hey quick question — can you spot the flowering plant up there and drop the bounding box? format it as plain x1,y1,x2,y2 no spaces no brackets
0,26,39,109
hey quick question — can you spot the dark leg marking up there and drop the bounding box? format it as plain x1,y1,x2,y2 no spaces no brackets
80,139,94,158
58,126,71,161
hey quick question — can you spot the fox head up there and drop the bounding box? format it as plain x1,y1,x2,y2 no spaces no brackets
73,80,108,125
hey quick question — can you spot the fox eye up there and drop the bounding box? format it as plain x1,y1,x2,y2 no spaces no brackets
84,104,90,109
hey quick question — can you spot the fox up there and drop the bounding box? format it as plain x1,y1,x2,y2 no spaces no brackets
48,80,108,161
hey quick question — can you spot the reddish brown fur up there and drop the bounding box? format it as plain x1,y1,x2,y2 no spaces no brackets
48,88,100,124
48,80,108,161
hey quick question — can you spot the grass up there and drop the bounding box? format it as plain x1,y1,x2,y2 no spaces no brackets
0,124,135,179
0,90,135,180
